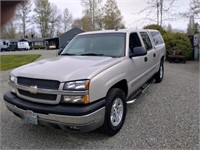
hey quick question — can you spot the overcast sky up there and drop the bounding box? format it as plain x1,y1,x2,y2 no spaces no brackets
49,0,192,31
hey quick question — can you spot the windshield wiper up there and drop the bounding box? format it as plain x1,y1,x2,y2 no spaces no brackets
60,53,76,56
80,53,105,56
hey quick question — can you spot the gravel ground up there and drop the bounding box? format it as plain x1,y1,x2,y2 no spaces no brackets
0,50,199,149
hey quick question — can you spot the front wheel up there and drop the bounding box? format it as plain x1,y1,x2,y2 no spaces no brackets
102,88,127,136
154,61,164,83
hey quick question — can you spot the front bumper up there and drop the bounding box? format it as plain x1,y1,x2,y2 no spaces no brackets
4,92,105,132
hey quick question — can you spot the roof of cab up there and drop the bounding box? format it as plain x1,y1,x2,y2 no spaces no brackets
78,28,159,35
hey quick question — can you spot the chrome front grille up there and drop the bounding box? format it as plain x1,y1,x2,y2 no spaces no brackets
18,89,57,101
16,77,61,104
17,77,60,90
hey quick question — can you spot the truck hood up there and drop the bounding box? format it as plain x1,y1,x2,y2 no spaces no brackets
12,56,122,82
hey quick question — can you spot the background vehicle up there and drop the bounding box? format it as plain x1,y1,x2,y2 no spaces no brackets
49,44,56,49
0,39,10,51
8,45,18,51
17,41,30,50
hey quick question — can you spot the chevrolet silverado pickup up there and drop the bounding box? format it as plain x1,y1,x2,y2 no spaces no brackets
4,29,165,136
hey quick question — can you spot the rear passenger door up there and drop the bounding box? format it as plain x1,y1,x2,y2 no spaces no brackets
128,32,149,94
139,32,157,78
149,31,165,65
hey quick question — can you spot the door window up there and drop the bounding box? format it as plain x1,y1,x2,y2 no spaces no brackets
150,31,164,46
129,33,142,50
140,32,153,51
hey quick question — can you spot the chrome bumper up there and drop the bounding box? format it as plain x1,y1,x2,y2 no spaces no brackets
5,102,105,132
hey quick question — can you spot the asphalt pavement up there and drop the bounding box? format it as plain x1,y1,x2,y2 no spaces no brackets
0,50,199,149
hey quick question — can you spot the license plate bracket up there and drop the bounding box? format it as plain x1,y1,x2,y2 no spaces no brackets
24,110,38,125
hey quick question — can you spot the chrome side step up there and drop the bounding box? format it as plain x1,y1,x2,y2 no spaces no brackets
127,99,136,104
127,79,155,104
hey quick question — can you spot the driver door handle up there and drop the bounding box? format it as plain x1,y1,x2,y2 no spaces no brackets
144,57,148,62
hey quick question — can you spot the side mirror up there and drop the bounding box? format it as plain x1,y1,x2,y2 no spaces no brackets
57,48,64,55
129,47,147,57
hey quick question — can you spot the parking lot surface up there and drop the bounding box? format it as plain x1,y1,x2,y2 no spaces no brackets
0,50,199,149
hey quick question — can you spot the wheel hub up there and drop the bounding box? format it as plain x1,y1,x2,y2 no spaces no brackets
160,65,163,79
110,98,124,127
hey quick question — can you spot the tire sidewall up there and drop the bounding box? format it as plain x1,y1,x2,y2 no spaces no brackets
159,62,164,80
103,88,127,135
155,60,164,83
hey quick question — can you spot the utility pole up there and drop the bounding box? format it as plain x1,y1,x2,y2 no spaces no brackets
156,0,160,25
22,2,26,38
160,0,163,26
92,0,95,30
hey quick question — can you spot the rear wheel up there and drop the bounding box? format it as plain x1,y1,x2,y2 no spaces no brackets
154,60,164,83
102,88,127,136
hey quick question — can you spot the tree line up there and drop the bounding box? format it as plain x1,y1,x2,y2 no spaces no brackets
142,0,200,59
136,0,200,36
185,0,200,36
1,0,124,39
1,0,199,40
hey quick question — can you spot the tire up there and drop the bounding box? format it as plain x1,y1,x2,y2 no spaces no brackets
154,60,164,83
102,88,127,136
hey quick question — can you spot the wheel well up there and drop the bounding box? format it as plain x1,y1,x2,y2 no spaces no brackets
110,80,128,97
161,56,164,62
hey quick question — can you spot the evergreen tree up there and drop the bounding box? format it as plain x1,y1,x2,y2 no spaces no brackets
71,18,83,29
167,24,172,32
187,15,198,36
103,0,123,30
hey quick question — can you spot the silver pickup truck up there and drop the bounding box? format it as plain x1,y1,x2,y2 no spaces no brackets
4,29,165,136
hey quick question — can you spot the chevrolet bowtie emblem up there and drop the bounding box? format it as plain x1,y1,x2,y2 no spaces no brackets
29,86,38,94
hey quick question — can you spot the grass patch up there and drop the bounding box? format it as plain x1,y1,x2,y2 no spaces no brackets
0,54,41,71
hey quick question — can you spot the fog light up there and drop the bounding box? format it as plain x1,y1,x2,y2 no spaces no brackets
62,95,89,104
9,85,16,94
63,96,84,103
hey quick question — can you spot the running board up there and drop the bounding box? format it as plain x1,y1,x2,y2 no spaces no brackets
127,79,155,104
127,99,136,104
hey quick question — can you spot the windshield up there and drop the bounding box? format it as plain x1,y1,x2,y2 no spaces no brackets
61,33,126,57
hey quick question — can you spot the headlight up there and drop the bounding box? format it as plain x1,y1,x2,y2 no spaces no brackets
62,80,90,104
63,80,90,90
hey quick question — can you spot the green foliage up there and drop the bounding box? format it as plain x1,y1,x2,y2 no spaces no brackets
82,15,92,31
32,45,47,49
164,33,192,58
0,55,41,71
103,0,123,30
144,24,166,35
144,24,193,59
187,21,199,36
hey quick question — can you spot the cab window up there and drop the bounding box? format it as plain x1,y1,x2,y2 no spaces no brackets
129,32,142,50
